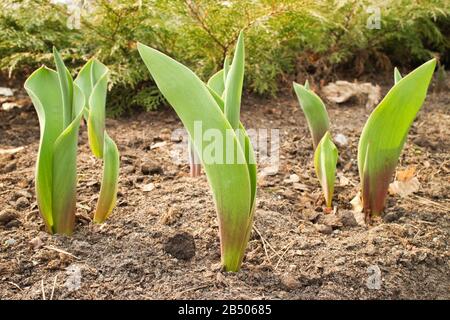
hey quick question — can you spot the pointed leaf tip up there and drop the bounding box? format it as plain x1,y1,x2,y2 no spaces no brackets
394,67,402,84
293,82,330,149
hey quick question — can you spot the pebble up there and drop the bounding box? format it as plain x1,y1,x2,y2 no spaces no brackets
30,237,44,249
15,197,29,210
142,183,155,192
260,166,278,177
365,244,377,256
5,238,16,246
123,165,135,174
383,212,399,223
280,273,300,290
0,209,18,225
283,174,300,184
293,183,309,191
339,211,358,227
3,161,16,173
303,209,322,222
120,156,134,165
12,190,32,200
141,163,164,175
5,220,21,228
334,133,348,147
321,214,342,228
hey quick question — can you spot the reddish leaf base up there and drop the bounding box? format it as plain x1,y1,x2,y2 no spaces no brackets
189,163,202,177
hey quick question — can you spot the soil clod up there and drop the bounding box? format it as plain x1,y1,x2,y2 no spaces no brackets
164,232,196,260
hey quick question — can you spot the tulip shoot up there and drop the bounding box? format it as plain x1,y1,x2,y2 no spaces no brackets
358,59,436,221
138,32,256,272
74,59,120,223
294,81,337,208
25,49,120,234
24,48,84,234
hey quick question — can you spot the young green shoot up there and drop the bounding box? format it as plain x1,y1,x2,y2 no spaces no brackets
74,59,120,223
138,32,256,272
294,81,337,208
25,49,120,232
24,48,84,234
358,59,436,221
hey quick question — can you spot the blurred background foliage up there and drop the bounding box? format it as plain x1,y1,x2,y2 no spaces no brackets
1,0,449,116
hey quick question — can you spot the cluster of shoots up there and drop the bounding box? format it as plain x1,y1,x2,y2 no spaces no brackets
295,59,436,222
138,32,256,272
23,34,435,272
24,48,120,235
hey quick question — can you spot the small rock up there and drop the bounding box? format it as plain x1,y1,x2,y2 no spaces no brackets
15,197,29,210
293,183,310,191
3,161,16,173
413,136,437,150
365,244,377,256
30,237,44,249
260,166,278,177
150,141,167,149
11,190,33,200
123,165,135,174
141,163,163,175
0,87,14,96
5,238,16,246
315,224,332,235
339,211,358,227
142,183,155,192
303,209,322,223
383,212,399,223
283,174,300,184
164,232,196,260
334,133,348,147
26,210,39,221
5,220,21,228
280,273,300,290
121,156,135,165
0,209,18,225
320,214,342,229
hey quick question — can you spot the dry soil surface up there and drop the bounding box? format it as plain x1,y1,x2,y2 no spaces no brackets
0,84,449,299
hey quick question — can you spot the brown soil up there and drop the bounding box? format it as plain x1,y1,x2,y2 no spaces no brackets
0,82,449,300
